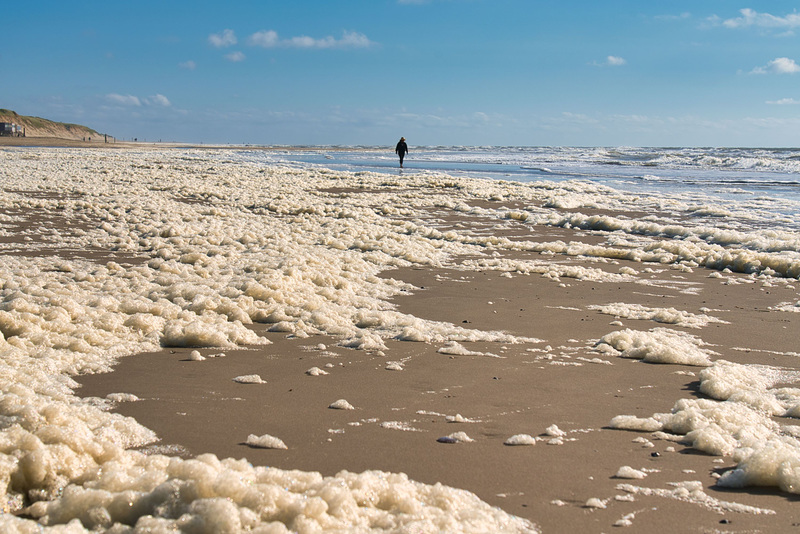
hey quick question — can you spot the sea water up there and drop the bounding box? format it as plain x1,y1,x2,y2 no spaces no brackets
0,145,799,531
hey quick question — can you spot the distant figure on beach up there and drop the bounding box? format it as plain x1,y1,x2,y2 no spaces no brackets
395,137,408,168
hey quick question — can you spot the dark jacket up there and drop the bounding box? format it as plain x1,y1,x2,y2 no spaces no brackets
395,140,408,155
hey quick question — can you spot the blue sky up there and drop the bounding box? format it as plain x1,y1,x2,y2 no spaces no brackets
6,1,800,146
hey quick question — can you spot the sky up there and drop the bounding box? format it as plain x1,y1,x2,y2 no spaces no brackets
6,1,800,147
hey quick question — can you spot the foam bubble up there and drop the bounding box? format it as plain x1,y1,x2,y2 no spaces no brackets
615,466,647,479
504,434,537,446
232,374,266,384
437,432,474,444
245,433,287,449
106,393,140,403
597,327,715,366
329,399,355,410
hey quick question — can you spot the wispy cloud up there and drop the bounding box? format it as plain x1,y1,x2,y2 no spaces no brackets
208,29,237,48
105,93,171,107
148,94,171,107
247,30,375,49
655,12,691,21
592,55,627,67
767,97,800,105
106,94,141,106
225,51,246,62
720,8,800,30
179,60,196,70
750,57,800,74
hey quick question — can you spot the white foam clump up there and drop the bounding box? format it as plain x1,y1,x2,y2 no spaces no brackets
609,415,663,432
18,456,538,532
447,413,479,423
545,424,566,437
617,481,775,515
245,433,288,449
771,301,800,313
584,497,607,509
504,434,537,446
614,512,636,527
611,359,800,495
106,393,140,403
588,303,727,329
385,361,404,371
597,327,715,366
382,421,422,432
188,350,206,361
437,432,474,444
232,374,267,384
329,399,355,410
437,341,490,356
615,466,647,479
306,366,329,376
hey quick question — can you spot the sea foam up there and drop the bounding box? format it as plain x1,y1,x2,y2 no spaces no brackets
1,146,799,530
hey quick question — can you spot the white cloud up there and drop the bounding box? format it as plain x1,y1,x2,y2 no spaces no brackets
721,8,800,29
209,29,237,48
106,94,141,106
246,30,375,49
225,51,246,62
179,60,196,70
751,57,800,74
767,97,800,105
336,31,374,49
248,30,279,48
147,94,171,107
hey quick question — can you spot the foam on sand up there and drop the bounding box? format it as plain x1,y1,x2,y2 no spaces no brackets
245,433,287,449
611,359,800,493
1,146,799,530
0,148,552,532
596,327,716,366
588,303,727,329
504,434,537,446
232,374,267,384
329,399,355,410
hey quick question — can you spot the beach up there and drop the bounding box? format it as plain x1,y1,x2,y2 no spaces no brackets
1,144,800,532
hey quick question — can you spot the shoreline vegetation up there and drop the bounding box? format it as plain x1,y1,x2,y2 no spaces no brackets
0,109,102,142
1,140,799,531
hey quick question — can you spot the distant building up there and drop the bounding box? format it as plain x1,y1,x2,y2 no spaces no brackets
0,123,24,137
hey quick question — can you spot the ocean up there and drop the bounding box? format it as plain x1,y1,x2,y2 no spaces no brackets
0,145,799,532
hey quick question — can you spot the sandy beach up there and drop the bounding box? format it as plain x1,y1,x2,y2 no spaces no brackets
2,144,800,532
75,200,800,532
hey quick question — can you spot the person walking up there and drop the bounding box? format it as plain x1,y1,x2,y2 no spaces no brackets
395,137,408,168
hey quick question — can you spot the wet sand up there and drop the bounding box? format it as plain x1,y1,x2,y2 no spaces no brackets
70,198,800,532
